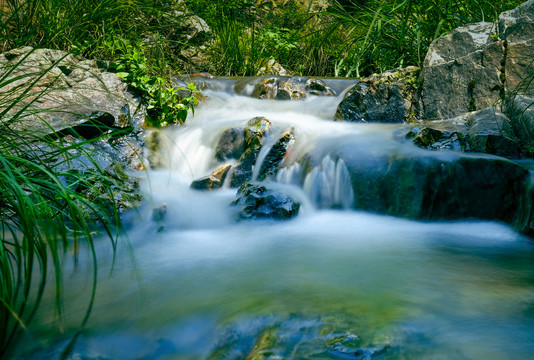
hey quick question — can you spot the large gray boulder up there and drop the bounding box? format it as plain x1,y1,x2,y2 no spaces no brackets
420,0,534,119
0,47,146,213
0,47,144,137
498,0,534,96
419,22,504,119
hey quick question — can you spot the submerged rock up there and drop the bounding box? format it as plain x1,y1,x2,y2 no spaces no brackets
215,127,246,162
232,182,300,220
191,164,232,190
333,142,533,231
257,129,295,181
406,107,519,156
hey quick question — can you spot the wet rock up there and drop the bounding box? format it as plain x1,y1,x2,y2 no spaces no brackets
245,116,272,145
152,203,167,222
230,146,261,188
407,107,519,156
145,130,165,169
306,78,334,96
407,125,469,152
327,343,389,359
251,77,279,99
248,76,336,100
214,127,246,163
257,129,295,181
232,182,300,220
335,142,532,231
335,67,419,123
191,164,232,190
230,117,273,187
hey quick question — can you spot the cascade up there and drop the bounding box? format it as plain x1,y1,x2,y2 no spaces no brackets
13,76,534,360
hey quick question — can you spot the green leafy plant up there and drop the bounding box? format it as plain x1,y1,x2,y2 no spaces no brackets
104,38,201,126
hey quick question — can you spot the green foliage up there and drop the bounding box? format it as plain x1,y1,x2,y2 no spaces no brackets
0,0,184,57
326,0,524,77
503,70,534,157
192,0,324,76
0,50,125,356
186,0,255,25
103,38,201,126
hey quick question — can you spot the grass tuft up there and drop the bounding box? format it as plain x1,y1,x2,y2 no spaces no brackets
0,48,127,357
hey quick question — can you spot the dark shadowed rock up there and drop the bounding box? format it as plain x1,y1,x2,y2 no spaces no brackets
214,127,246,162
335,67,419,123
334,142,532,231
257,129,295,181
232,182,300,220
230,117,273,187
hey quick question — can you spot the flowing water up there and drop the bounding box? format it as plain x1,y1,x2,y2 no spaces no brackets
12,78,534,359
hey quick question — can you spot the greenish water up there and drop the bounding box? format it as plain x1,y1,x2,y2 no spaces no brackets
11,83,534,359
13,211,534,359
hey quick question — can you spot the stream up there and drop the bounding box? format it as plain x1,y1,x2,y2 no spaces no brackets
12,78,534,359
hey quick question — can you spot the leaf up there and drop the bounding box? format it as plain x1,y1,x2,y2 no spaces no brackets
116,72,129,79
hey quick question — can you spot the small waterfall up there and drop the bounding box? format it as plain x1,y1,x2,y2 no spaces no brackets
301,156,355,209
146,77,368,215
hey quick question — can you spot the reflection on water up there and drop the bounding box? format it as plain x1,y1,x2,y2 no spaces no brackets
11,85,534,359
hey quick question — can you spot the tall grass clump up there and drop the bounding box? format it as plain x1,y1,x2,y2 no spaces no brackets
326,0,524,77
503,68,534,157
185,0,330,76
0,0,183,60
0,50,126,357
